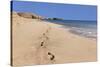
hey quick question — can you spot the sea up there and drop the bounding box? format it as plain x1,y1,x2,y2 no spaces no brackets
44,19,97,39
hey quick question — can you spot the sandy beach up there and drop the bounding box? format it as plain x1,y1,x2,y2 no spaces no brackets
12,12,97,66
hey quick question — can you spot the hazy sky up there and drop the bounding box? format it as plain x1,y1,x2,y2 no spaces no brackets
11,1,97,21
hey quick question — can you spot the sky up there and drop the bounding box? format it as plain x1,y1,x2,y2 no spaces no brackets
11,1,97,21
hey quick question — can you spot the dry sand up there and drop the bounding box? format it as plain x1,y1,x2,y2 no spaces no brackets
12,12,97,66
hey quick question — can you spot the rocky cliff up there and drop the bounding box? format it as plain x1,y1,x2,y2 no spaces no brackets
12,11,44,19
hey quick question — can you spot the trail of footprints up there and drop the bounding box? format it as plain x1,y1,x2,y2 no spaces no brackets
39,25,55,63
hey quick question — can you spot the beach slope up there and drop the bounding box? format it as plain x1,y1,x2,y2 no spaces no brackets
12,12,97,66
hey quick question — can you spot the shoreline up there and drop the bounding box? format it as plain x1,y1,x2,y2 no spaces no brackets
43,20,97,40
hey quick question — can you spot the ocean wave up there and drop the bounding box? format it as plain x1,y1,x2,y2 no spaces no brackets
69,27,97,39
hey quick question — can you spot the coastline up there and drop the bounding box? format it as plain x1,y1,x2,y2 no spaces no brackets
12,12,97,66
43,20,97,40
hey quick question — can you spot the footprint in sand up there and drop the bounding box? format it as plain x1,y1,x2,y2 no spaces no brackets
40,41,44,46
48,52,55,61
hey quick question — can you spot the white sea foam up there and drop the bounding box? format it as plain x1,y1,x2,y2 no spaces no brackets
69,27,97,39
